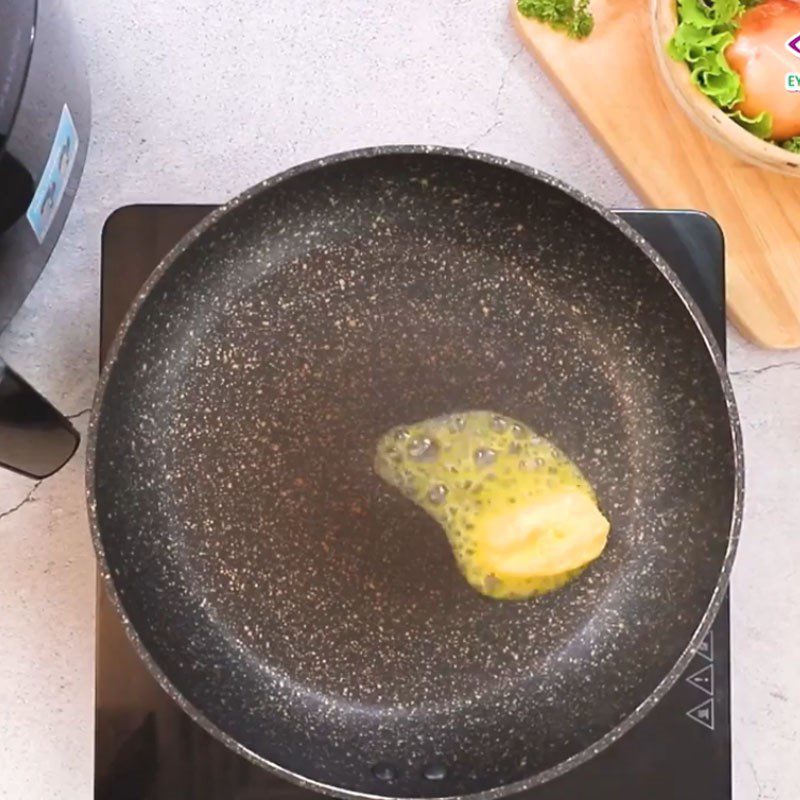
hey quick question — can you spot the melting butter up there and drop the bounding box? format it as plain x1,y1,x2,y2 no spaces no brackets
374,411,609,600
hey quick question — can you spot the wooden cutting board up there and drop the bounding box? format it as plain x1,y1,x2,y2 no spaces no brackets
512,0,800,349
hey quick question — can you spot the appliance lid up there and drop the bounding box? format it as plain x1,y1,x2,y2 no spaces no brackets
0,0,36,150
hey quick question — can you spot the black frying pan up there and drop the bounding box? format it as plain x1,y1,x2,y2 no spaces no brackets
87,147,743,799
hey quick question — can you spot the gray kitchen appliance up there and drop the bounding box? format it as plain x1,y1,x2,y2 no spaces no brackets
0,0,90,477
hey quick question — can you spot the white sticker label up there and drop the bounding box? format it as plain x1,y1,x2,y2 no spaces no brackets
26,104,79,243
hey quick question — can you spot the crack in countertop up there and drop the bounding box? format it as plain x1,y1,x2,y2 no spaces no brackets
0,480,43,524
466,45,523,150
729,361,800,379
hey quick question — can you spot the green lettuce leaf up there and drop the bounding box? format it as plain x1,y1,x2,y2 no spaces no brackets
670,25,735,63
676,0,717,27
714,0,745,22
668,1,744,111
729,109,773,138
675,0,741,28
688,40,742,107
782,137,800,154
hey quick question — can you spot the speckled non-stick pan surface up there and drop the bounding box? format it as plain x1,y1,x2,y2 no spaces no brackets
87,147,743,799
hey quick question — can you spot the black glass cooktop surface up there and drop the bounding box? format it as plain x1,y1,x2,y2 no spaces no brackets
96,205,730,800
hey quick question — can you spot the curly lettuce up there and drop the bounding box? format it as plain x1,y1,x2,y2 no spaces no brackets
667,0,779,143
517,0,594,39
783,137,800,153
668,0,746,108
729,109,773,138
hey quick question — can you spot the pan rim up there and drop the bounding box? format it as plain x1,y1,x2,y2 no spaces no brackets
86,144,744,800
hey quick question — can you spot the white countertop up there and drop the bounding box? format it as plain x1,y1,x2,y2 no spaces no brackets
0,1,798,797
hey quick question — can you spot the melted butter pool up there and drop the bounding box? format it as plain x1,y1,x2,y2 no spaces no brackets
375,411,610,600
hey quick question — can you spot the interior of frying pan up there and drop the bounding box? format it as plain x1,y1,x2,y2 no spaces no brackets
89,150,738,798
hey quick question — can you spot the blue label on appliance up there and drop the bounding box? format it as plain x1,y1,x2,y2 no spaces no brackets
26,104,79,243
